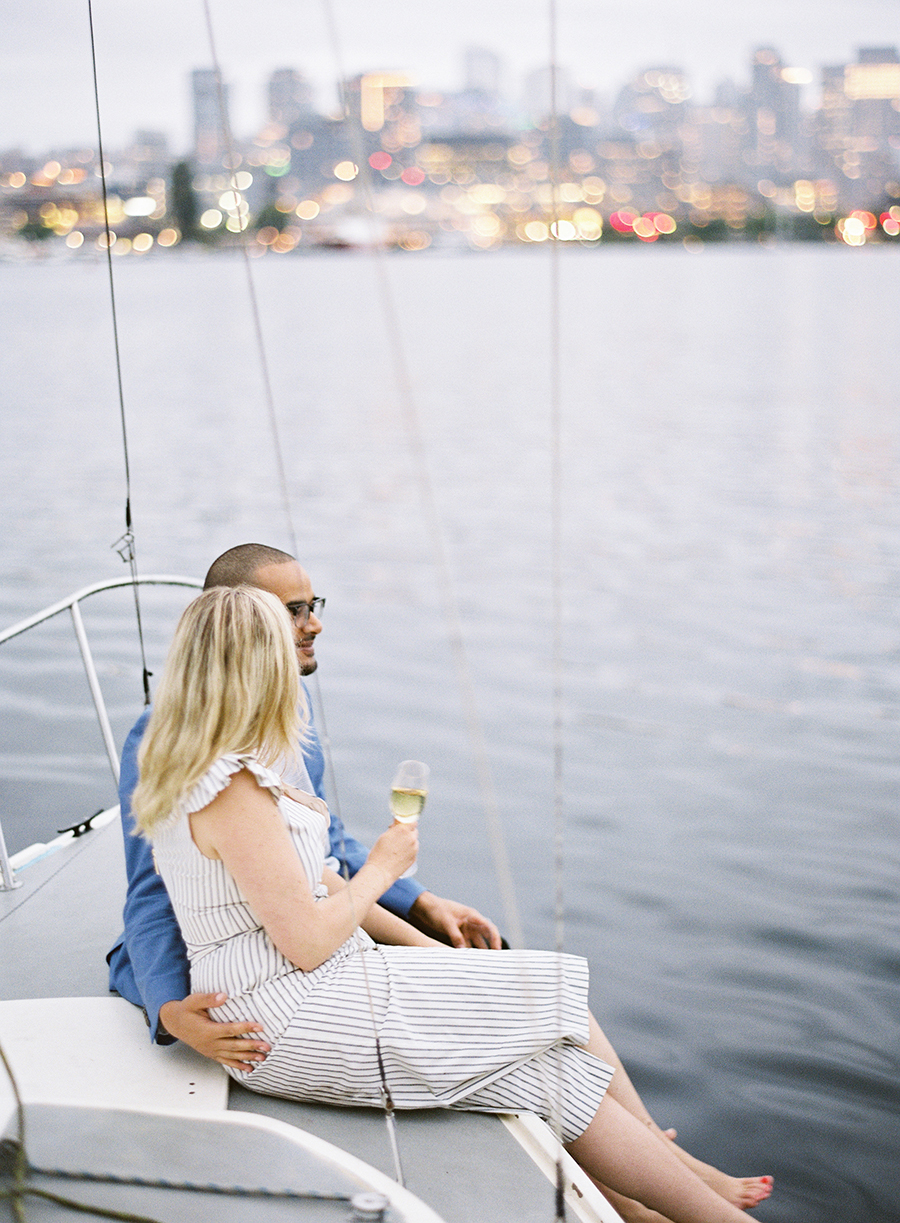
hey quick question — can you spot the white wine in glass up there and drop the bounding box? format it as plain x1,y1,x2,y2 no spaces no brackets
390,760,429,877
390,760,429,824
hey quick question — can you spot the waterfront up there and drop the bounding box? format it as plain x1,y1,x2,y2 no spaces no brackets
1,245,899,1220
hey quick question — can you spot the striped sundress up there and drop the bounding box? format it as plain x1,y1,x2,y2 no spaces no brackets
150,754,613,1142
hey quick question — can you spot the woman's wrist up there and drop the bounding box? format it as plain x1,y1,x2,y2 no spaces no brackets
351,860,394,906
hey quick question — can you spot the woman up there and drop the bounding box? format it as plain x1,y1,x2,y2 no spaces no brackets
132,586,773,1223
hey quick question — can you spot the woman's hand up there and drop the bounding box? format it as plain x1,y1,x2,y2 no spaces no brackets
366,819,419,887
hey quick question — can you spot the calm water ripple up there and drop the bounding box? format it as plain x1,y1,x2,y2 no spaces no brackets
1,247,899,1219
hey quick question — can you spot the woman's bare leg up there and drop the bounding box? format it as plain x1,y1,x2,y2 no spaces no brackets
566,1094,757,1223
586,1015,773,1210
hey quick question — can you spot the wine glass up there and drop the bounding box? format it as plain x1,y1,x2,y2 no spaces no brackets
390,760,429,876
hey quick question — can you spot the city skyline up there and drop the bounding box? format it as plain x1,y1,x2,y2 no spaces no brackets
3,0,899,153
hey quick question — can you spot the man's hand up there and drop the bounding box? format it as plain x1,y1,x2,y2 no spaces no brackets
408,892,502,949
158,993,270,1072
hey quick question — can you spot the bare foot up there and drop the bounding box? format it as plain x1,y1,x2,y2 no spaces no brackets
709,1174,772,1210
648,1127,772,1210
675,1157,773,1210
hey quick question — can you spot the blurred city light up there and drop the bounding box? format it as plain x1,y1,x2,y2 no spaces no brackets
123,196,156,217
3,43,899,255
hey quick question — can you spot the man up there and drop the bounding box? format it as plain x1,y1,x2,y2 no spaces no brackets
108,543,501,1071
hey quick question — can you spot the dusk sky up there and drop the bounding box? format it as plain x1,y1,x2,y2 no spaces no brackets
3,0,898,153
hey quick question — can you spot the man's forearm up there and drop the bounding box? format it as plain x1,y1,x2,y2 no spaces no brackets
361,903,441,947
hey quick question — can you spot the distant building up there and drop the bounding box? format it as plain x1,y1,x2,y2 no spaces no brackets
128,131,170,176
268,68,313,129
464,46,503,97
813,46,900,205
192,68,231,165
342,72,418,139
612,66,692,142
689,105,748,185
522,64,577,123
847,46,900,143
745,47,804,173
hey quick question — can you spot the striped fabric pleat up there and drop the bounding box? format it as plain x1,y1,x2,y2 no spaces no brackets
150,755,614,1142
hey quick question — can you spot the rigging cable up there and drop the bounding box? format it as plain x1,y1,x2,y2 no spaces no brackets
200,0,300,560
317,1,576,1205
86,0,152,706
318,0,526,955
199,0,405,1185
317,1,577,1210
195,0,574,1205
547,0,569,1216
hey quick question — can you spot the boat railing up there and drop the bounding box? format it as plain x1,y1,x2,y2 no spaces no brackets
0,575,202,891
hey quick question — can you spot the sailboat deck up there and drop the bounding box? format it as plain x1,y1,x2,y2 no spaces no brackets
0,818,612,1223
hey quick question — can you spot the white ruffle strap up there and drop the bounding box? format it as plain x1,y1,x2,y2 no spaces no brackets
177,753,284,819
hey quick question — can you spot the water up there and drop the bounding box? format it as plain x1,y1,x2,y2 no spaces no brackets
2,246,899,1220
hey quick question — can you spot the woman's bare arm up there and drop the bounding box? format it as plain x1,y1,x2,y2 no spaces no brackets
320,867,442,948
189,769,417,971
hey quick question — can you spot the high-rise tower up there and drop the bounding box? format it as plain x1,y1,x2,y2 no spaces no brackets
192,68,230,165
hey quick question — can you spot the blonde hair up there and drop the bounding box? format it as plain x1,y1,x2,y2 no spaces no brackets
132,585,303,834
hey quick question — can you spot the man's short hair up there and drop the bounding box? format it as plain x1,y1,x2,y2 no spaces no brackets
203,543,296,590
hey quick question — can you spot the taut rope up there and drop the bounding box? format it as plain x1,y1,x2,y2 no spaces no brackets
86,0,152,706
199,0,300,560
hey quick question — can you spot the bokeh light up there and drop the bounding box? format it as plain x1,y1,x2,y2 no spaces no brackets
573,207,603,240
399,193,427,215
836,216,866,245
522,220,549,242
632,216,659,241
550,218,577,240
507,145,533,166
609,210,637,233
218,190,247,215
473,213,503,237
469,184,506,205
123,196,156,217
271,231,297,252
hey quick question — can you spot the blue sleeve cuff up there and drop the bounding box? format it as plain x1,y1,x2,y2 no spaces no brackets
376,874,426,917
